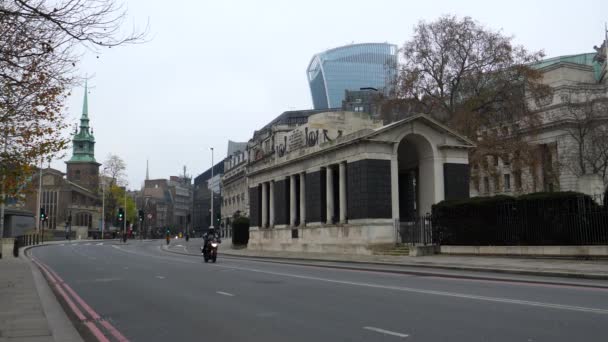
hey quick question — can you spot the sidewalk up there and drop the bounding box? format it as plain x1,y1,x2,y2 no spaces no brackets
0,257,54,342
215,242,608,280
0,248,82,342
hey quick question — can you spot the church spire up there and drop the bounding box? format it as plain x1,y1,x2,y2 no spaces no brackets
146,159,149,180
82,80,89,118
67,82,97,163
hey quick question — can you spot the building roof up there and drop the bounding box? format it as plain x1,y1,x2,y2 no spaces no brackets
253,108,341,139
227,140,247,156
533,52,596,70
194,161,225,185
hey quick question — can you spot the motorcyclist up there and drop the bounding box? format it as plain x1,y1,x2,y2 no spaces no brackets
202,228,221,254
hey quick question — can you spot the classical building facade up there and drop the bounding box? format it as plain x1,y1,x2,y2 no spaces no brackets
246,111,472,254
220,141,248,236
472,42,608,198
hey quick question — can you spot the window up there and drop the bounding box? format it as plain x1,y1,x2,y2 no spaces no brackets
514,171,522,190
483,177,490,194
504,174,511,191
75,170,81,180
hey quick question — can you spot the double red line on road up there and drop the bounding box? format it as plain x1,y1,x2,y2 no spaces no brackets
31,257,129,342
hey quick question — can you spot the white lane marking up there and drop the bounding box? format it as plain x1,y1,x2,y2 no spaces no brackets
96,243,103,246
119,242,608,315
363,326,409,338
211,265,608,315
156,275,165,279
93,277,121,283
115,242,608,315
84,243,91,246
60,244,65,246
216,291,234,297
175,244,183,247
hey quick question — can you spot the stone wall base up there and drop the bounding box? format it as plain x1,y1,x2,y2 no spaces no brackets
248,223,395,255
440,245,608,257
1,238,15,258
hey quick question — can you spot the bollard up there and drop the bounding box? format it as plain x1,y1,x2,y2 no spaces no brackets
13,238,19,257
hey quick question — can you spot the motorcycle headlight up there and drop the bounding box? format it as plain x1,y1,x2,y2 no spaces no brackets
211,243,218,248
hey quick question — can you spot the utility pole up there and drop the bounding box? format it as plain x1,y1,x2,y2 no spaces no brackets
123,190,127,241
36,157,43,232
0,133,8,250
101,178,105,240
209,147,214,229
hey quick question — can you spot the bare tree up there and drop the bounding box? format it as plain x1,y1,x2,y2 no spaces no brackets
558,90,608,182
102,153,127,187
0,0,147,199
389,15,552,191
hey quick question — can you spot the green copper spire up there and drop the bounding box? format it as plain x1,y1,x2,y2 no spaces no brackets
67,82,97,163
82,80,89,118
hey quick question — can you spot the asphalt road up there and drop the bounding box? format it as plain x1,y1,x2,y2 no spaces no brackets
30,239,608,342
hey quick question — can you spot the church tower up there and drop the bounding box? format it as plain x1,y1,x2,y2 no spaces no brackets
66,82,101,192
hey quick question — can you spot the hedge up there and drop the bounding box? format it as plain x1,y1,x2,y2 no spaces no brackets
232,216,250,246
431,191,607,246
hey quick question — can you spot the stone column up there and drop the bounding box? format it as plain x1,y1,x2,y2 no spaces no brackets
326,167,334,224
391,155,399,221
261,182,268,228
269,181,275,228
299,172,306,226
290,175,297,226
339,162,347,223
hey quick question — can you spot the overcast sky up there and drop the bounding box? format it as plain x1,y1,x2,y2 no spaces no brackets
51,0,607,189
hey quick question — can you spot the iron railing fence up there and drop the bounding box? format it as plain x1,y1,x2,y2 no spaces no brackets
431,193,608,246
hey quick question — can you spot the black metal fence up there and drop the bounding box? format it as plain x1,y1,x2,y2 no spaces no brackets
431,193,608,246
398,214,433,245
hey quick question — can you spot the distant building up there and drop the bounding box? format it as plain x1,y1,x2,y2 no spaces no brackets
341,87,383,117
21,84,102,239
168,175,192,228
138,173,192,236
141,179,172,233
307,43,397,109
193,162,224,234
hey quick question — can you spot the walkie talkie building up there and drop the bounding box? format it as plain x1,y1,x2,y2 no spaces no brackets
307,43,398,110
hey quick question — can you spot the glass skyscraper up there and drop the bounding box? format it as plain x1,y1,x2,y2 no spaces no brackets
307,43,398,110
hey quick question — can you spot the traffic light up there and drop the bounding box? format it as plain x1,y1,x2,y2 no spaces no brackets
138,210,144,222
118,208,124,222
187,214,191,224
40,207,47,221
216,213,221,225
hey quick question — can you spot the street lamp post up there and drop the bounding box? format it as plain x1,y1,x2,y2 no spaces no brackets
101,179,105,240
36,157,43,233
209,147,214,230
123,191,127,241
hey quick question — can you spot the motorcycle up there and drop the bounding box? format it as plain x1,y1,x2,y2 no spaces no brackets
201,237,219,263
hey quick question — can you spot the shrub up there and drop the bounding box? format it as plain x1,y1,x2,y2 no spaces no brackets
232,216,250,246
431,191,607,245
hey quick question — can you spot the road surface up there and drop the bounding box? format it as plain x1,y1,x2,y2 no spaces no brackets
30,239,608,341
